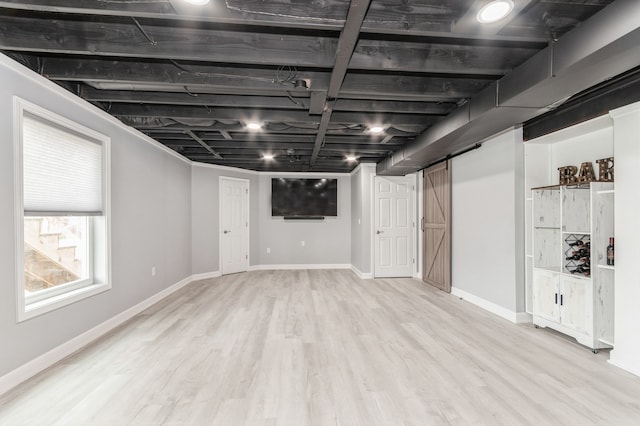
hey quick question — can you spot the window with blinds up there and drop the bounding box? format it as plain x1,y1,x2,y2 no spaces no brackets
15,98,111,321
23,112,104,215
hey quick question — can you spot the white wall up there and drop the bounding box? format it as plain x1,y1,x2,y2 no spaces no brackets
451,128,526,320
0,55,193,378
350,164,375,276
256,173,351,267
609,101,640,377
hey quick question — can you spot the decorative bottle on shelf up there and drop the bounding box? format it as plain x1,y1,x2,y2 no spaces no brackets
607,237,615,266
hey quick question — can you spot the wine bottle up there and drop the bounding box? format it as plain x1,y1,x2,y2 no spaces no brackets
570,264,591,275
568,240,583,247
566,254,586,261
607,237,615,266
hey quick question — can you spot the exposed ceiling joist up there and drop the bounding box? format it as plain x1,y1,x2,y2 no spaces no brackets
0,0,617,172
310,0,372,166
34,56,489,102
109,104,433,126
0,14,339,67
185,130,222,159
0,0,551,45
78,87,454,115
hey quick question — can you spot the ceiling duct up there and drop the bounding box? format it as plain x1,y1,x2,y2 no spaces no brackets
377,0,640,175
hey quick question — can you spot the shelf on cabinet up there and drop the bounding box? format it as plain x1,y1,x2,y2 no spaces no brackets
597,264,615,270
561,272,591,280
596,190,615,195
534,266,562,274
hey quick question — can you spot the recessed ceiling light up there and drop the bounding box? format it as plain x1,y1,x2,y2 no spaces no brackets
346,155,357,162
263,154,274,160
370,126,384,134
477,0,514,24
247,122,262,130
182,0,210,5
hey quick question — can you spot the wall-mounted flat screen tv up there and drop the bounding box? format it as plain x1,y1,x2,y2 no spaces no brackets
271,178,338,217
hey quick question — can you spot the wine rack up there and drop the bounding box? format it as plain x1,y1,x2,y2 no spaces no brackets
531,182,614,352
564,234,590,277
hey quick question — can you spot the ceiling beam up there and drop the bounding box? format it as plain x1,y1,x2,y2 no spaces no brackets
0,14,339,68
154,133,396,144
0,1,549,46
219,130,233,140
310,0,372,166
80,88,310,110
349,39,536,77
135,122,424,135
185,130,222,159
162,141,395,153
0,14,534,76
39,57,329,94
38,57,487,102
79,87,454,115
107,104,434,127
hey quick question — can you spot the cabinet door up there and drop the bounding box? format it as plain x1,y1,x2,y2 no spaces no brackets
560,276,592,336
532,270,560,322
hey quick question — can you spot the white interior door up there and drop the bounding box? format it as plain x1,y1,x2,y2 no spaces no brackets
220,177,249,275
374,176,414,278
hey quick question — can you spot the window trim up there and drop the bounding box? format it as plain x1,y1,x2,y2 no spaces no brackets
14,97,112,322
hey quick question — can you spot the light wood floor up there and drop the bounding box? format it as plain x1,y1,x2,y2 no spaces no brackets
1,270,640,425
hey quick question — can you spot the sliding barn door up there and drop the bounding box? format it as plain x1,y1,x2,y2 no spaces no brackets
423,161,451,292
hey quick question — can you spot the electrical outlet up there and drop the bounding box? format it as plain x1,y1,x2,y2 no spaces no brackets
266,247,271,254
151,266,156,277
301,240,305,247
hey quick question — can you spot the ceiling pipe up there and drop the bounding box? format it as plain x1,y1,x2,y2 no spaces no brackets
377,0,640,175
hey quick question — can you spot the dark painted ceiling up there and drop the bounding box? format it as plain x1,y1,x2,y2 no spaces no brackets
0,0,614,172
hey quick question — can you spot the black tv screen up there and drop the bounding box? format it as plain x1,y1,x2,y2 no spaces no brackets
271,178,338,217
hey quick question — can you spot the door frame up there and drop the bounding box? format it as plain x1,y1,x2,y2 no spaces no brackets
372,175,417,278
219,176,250,275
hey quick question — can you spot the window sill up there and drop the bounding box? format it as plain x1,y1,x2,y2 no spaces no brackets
20,282,111,322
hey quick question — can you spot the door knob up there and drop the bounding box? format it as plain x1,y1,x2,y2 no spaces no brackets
224,230,230,234
376,230,383,234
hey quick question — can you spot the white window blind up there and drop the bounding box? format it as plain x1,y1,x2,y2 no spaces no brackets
23,113,103,215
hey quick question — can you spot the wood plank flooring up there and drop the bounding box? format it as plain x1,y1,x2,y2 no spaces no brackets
1,270,640,425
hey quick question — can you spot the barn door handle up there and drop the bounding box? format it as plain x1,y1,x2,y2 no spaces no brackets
421,217,425,232
376,230,384,234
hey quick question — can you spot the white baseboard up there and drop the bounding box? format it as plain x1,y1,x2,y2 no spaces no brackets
351,265,373,279
0,275,196,397
191,271,221,281
248,264,351,271
608,354,640,378
450,287,530,324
